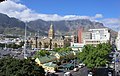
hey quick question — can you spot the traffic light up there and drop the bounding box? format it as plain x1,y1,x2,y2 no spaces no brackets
0,0,6,2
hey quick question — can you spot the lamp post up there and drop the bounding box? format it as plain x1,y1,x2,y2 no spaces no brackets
73,51,76,68
114,48,117,76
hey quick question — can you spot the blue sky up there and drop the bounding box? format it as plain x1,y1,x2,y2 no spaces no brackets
20,0,120,18
0,0,120,31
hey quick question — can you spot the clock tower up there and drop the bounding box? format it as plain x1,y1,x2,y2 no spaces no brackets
48,23,54,39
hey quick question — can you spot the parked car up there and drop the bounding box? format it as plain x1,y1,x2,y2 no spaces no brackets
73,68,79,72
64,72,72,76
112,61,115,64
88,72,92,76
116,58,119,62
79,63,85,67
108,72,112,76
78,65,82,68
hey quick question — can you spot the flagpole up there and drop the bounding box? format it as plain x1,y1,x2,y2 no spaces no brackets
24,22,27,59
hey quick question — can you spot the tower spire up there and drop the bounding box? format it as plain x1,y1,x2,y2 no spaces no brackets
50,23,53,29
48,23,54,39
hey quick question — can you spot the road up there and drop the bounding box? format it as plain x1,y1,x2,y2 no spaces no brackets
71,67,88,76
107,48,120,76
114,50,120,76
55,67,88,76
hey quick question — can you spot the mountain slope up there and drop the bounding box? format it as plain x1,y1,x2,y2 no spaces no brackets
0,13,25,35
0,13,117,38
28,19,105,35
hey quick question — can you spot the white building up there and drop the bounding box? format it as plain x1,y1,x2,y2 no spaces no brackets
84,28,110,45
70,42,85,51
89,28,110,40
71,28,111,51
116,31,120,50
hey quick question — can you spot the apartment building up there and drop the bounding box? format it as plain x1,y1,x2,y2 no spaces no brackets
116,31,120,50
84,28,110,45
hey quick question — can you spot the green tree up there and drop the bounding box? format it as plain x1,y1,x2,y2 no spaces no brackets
53,48,61,52
34,50,50,58
78,43,112,69
53,47,72,52
0,43,5,49
6,42,24,49
0,57,45,76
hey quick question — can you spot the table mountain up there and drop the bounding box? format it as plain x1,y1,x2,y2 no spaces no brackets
0,13,117,38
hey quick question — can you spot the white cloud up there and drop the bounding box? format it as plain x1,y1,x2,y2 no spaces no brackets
0,0,119,31
101,18,120,25
100,18,120,31
95,14,103,18
0,0,103,22
0,0,36,21
10,0,20,2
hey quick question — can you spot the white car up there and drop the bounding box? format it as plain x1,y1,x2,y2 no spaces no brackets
78,65,82,68
88,72,92,76
112,61,115,64
79,63,85,67
108,72,112,76
64,72,71,76
73,68,79,71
